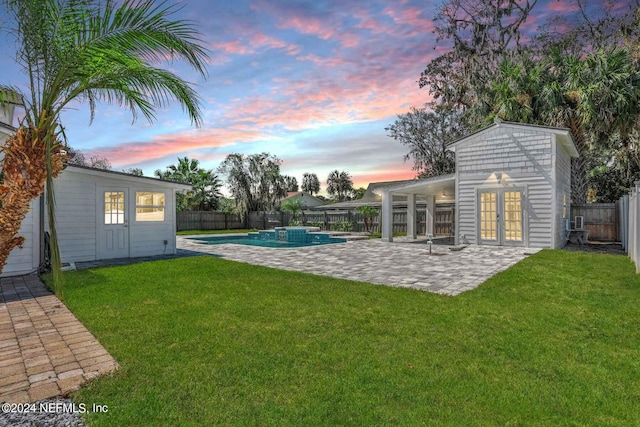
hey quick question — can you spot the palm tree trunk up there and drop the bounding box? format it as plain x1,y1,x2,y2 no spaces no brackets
0,125,64,275
567,119,589,203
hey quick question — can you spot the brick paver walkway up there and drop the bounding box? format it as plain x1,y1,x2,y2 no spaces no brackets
0,275,118,403
178,235,541,295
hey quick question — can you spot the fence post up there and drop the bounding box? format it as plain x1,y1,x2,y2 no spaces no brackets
324,211,328,230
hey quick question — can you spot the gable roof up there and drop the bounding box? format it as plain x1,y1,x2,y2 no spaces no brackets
447,119,579,158
280,191,326,206
65,164,192,190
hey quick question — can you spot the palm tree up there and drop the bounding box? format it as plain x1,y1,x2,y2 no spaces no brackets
0,0,208,292
302,172,320,195
326,170,354,202
487,46,640,202
191,169,222,211
168,157,201,183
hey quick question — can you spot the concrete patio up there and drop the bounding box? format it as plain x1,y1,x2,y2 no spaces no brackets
178,235,540,295
0,275,118,403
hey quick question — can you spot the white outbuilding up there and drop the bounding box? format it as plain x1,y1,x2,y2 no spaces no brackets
1,163,190,277
380,120,579,249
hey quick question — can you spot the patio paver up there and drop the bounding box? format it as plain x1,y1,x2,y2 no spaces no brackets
178,235,541,295
0,275,118,403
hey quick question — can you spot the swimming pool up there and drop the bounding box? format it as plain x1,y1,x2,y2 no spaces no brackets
190,234,347,248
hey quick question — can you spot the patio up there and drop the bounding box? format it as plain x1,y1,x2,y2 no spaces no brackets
178,235,540,295
0,275,118,404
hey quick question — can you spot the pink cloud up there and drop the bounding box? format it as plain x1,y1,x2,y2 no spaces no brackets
88,127,261,166
547,1,580,12
277,15,334,40
384,5,435,37
352,168,416,189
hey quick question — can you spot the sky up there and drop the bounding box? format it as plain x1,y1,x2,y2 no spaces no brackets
0,0,629,193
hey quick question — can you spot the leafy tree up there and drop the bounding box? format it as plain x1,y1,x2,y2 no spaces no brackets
326,170,354,202
485,46,640,202
353,187,367,200
386,103,469,178
413,0,640,202
0,0,208,287
419,0,536,110
123,168,144,176
283,175,299,192
66,149,112,170
302,173,320,195
156,157,222,211
217,153,286,216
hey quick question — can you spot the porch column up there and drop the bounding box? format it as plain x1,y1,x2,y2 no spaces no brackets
425,195,436,236
381,188,393,242
407,193,417,239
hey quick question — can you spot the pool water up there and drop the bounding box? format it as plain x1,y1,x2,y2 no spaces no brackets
191,234,346,248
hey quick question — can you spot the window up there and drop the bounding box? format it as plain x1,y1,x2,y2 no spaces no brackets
136,192,165,222
104,192,125,224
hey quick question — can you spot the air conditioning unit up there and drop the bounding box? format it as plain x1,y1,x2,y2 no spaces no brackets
574,216,584,230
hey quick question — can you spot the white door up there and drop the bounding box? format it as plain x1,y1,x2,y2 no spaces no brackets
478,189,523,246
99,189,130,259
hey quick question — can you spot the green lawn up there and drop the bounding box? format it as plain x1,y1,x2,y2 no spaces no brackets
59,251,640,426
176,228,258,235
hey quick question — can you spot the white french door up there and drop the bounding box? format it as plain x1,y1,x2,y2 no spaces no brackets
478,189,523,246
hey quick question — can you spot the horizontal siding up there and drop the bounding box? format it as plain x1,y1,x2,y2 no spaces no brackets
555,140,572,248
458,174,552,248
2,200,39,277
52,172,97,262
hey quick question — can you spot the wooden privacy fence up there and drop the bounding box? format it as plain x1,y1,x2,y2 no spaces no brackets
247,210,397,233
178,206,456,235
176,211,243,231
571,203,619,241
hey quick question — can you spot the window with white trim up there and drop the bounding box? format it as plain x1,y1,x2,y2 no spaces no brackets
135,192,165,222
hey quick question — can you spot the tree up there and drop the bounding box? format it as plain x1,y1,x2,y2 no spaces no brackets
353,187,367,200
485,46,640,202
66,149,111,170
419,0,537,111
191,169,222,211
217,153,286,216
0,0,208,288
280,197,305,224
283,175,299,192
156,157,222,211
123,168,144,176
326,170,354,202
415,0,640,202
357,205,378,233
302,173,321,195
386,103,468,178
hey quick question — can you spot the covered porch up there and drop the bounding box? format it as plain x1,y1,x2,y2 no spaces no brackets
376,174,456,243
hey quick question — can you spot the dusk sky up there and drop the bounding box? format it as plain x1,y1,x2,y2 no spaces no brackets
0,0,629,193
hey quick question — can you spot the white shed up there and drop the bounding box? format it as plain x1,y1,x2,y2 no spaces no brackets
1,164,190,277
380,120,578,249
51,165,191,263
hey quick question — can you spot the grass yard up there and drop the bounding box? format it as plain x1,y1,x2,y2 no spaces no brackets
60,251,640,426
176,228,258,235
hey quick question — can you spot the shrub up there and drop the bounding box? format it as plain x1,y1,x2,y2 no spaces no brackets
333,220,353,232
